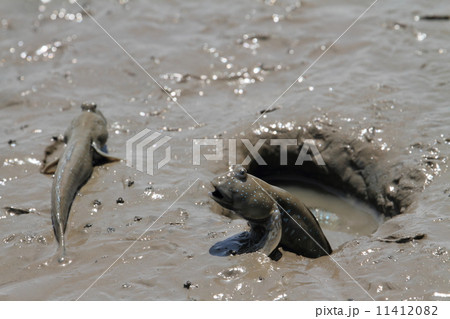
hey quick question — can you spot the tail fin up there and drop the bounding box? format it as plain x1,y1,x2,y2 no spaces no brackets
52,214,67,262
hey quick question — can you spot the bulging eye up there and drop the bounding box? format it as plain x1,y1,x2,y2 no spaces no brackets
234,166,247,180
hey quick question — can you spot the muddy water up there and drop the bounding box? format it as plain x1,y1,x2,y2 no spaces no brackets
271,181,382,248
0,0,449,300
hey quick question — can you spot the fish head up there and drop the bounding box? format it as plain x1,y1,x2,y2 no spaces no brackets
81,102,97,112
209,165,274,221
78,103,109,144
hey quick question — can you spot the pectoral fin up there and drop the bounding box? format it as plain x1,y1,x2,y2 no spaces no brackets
258,203,283,256
40,159,59,174
92,141,121,164
40,137,65,174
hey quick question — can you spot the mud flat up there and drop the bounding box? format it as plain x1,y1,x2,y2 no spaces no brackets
0,0,449,300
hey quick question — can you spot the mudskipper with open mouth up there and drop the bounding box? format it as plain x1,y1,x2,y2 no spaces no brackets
209,165,332,260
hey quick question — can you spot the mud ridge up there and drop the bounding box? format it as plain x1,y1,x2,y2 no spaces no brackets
227,120,427,217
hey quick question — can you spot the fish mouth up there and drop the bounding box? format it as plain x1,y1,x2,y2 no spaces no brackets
209,183,233,209
210,186,224,200
209,185,225,201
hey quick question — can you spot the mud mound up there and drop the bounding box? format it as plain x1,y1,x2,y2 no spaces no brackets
230,120,426,217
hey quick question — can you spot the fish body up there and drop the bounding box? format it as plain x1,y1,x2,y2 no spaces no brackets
209,165,332,258
43,103,118,257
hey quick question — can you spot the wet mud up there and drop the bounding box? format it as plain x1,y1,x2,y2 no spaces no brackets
1,0,449,301
232,119,427,217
